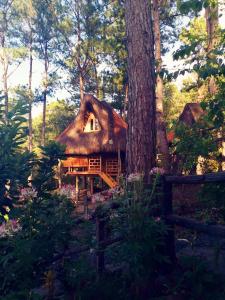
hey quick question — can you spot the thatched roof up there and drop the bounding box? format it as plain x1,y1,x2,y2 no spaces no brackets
167,103,205,144
179,103,204,126
56,94,127,155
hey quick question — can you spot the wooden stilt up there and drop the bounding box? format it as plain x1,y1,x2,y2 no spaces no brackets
58,160,62,189
117,144,121,183
90,177,94,195
75,176,79,202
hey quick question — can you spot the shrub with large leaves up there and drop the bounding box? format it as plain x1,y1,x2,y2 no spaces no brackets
0,98,34,222
32,141,65,197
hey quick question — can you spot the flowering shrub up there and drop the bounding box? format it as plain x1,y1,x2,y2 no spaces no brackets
149,167,166,175
91,187,125,204
127,173,143,182
0,194,75,298
0,219,22,238
19,187,38,202
91,192,105,203
58,184,76,199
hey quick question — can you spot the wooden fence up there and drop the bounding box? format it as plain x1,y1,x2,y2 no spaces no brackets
162,171,225,262
52,171,225,275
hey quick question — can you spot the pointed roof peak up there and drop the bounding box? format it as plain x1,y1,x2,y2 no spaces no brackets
56,94,127,155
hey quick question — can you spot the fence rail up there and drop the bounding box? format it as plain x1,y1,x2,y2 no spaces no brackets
167,215,225,238
162,171,225,262
165,171,225,184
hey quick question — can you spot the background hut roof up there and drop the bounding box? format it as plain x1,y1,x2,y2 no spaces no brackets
56,94,127,155
167,103,205,144
179,103,204,126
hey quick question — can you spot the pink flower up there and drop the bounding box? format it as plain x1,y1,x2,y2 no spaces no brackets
19,187,37,202
149,167,165,175
58,185,76,199
154,217,161,222
0,219,22,238
127,173,143,182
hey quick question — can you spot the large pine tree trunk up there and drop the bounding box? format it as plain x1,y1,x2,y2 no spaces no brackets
152,0,170,173
125,0,156,182
123,84,128,119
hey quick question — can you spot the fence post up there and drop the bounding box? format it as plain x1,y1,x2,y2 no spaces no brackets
162,176,176,264
96,217,106,276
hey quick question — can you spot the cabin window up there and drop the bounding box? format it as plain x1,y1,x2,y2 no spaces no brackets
84,113,100,132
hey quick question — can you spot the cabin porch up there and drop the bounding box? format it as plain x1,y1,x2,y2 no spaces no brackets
59,154,124,195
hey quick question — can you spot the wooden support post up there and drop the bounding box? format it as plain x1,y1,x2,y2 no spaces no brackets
96,218,106,275
90,177,94,195
75,176,79,202
58,160,62,189
117,144,121,183
162,176,176,264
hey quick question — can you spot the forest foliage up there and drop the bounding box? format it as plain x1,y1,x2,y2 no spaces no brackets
0,0,225,299
0,0,224,173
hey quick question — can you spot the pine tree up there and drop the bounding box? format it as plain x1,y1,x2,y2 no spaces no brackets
54,0,103,103
125,0,156,181
0,1,26,120
33,0,57,146
15,0,36,151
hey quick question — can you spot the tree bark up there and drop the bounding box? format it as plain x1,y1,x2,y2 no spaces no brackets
79,74,84,102
125,0,156,182
123,84,128,119
152,0,170,173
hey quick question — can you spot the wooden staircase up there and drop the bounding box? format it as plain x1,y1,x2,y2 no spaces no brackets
99,172,118,189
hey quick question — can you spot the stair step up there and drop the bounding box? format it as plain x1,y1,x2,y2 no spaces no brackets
99,172,118,188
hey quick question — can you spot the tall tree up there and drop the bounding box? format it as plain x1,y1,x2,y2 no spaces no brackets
100,0,128,115
205,0,218,95
0,1,27,121
0,0,12,118
54,0,103,103
174,0,225,173
125,0,156,181
34,0,57,146
152,0,171,173
15,0,36,151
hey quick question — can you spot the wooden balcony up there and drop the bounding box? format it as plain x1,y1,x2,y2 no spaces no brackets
61,156,119,189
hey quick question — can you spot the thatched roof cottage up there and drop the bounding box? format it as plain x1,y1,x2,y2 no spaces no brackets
56,94,127,193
